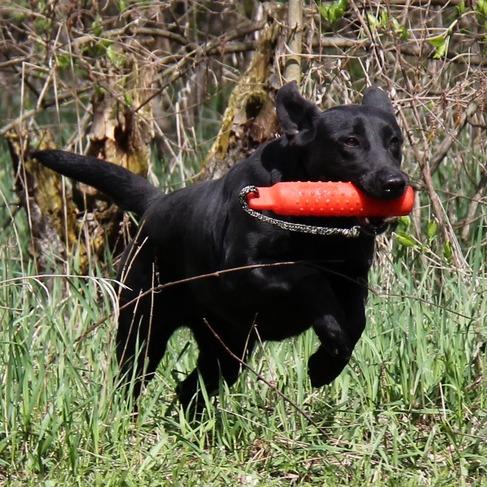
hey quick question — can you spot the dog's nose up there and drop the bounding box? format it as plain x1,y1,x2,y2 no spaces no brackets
382,175,406,198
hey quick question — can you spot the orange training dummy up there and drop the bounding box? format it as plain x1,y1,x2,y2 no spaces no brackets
246,182,414,217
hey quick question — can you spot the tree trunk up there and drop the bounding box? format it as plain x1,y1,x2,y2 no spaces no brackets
201,21,281,180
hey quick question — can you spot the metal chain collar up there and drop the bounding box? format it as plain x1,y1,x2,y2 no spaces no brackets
239,185,362,238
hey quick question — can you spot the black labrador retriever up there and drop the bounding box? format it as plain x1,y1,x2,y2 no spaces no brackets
33,82,408,411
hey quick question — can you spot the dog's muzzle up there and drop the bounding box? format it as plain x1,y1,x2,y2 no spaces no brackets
358,170,409,201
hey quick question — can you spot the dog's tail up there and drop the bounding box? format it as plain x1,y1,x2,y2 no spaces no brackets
32,150,160,216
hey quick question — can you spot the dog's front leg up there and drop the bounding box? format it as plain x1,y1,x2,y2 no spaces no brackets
115,243,175,401
308,295,353,387
232,264,363,387
308,344,352,387
309,279,367,387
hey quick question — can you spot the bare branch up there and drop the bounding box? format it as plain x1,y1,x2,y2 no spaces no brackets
430,101,479,173
284,0,303,84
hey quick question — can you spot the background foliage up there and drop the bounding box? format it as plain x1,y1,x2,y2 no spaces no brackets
0,1,485,484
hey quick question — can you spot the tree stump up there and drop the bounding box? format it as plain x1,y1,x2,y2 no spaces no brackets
201,22,281,180
6,61,155,272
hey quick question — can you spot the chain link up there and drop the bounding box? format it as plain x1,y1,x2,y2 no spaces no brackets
239,185,362,238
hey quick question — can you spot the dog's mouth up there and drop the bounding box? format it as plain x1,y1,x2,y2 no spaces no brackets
353,174,409,235
358,216,395,236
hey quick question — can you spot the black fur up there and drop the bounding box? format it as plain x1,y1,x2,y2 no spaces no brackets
33,82,408,412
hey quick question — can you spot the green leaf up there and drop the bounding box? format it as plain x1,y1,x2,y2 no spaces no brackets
318,0,348,24
391,17,410,40
34,17,50,34
366,9,389,31
106,45,125,68
94,85,104,97
427,220,438,240
91,15,103,37
396,231,416,248
443,240,453,262
397,216,411,232
456,0,467,16
476,0,487,18
124,93,134,107
56,53,71,70
380,10,388,26
428,34,449,59
118,0,128,13
366,13,379,30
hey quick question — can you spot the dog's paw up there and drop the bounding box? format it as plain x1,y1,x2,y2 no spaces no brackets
308,347,351,387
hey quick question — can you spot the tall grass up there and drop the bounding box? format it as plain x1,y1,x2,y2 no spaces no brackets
0,148,486,485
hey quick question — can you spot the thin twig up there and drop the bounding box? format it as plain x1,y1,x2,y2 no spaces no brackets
430,101,479,173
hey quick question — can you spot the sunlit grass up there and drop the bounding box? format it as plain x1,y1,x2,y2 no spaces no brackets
0,149,485,485
1,235,485,484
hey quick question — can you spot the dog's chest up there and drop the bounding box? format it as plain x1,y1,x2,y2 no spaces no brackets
248,228,374,269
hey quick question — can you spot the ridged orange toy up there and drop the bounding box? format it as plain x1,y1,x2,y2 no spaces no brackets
247,182,414,217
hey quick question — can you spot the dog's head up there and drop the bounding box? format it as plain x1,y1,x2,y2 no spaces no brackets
276,82,409,201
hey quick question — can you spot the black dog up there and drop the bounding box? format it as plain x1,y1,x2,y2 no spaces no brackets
34,82,408,411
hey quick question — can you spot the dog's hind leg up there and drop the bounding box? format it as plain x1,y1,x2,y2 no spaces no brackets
115,243,174,402
176,322,255,413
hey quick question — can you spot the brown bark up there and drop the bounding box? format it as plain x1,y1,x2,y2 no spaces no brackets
201,22,281,180
80,61,155,257
284,0,303,84
6,128,81,271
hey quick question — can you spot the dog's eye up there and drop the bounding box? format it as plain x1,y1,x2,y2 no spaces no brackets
390,136,401,147
344,137,360,147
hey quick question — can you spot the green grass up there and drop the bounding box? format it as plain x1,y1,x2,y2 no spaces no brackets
0,156,486,485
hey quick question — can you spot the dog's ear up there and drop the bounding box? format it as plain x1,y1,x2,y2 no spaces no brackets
362,87,394,115
276,81,320,146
